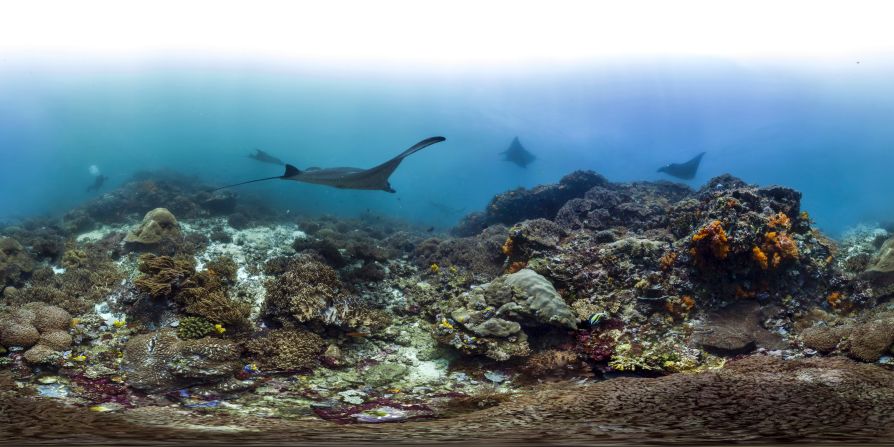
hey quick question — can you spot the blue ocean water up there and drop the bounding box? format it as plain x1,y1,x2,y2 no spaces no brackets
2,56,892,235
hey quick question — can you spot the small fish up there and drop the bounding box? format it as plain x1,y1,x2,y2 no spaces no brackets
345,332,369,338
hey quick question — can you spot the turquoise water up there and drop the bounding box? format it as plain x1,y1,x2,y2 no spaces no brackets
2,57,893,234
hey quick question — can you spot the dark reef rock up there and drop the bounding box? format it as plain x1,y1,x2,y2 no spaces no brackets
413,225,508,280
470,171,607,230
0,238,34,288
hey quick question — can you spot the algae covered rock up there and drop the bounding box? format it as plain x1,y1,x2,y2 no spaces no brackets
124,208,181,245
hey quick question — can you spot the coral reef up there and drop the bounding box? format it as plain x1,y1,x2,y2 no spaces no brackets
121,329,241,392
124,208,182,245
0,238,34,287
263,255,348,325
0,302,72,364
244,328,325,371
5,166,894,444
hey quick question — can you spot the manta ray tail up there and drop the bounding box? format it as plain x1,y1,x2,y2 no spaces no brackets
211,164,302,191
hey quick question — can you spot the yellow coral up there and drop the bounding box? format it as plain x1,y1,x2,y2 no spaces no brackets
214,323,226,334
768,212,791,230
430,263,440,274
691,220,729,263
752,246,769,270
501,237,514,256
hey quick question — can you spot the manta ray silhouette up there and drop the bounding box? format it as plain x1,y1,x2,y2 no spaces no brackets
501,137,536,168
248,149,285,166
216,136,445,193
657,152,706,180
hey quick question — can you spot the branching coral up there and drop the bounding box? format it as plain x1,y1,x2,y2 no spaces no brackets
133,254,195,298
135,254,249,328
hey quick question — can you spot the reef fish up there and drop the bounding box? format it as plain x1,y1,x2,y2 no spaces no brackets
657,152,705,180
501,136,536,168
248,149,285,166
216,136,446,193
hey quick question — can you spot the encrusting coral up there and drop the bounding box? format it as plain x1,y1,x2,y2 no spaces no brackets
122,329,241,392
244,328,325,371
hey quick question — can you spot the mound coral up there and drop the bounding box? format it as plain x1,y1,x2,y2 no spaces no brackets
801,325,850,353
0,302,72,364
244,328,325,371
498,269,577,329
847,317,894,362
124,208,181,245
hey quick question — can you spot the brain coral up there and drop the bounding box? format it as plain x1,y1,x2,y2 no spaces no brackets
498,269,577,329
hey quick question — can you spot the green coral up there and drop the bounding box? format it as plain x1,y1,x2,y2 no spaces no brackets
177,316,214,339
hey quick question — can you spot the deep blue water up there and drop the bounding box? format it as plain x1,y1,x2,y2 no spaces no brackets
2,56,893,235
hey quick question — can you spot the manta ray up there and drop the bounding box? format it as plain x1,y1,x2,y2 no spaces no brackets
216,136,446,193
86,174,108,193
657,152,706,180
502,137,536,168
248,149,285,166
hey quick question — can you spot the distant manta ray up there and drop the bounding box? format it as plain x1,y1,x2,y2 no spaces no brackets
657,152,706,180
502,136,536,168
248,149,285,166
215,136,446,193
